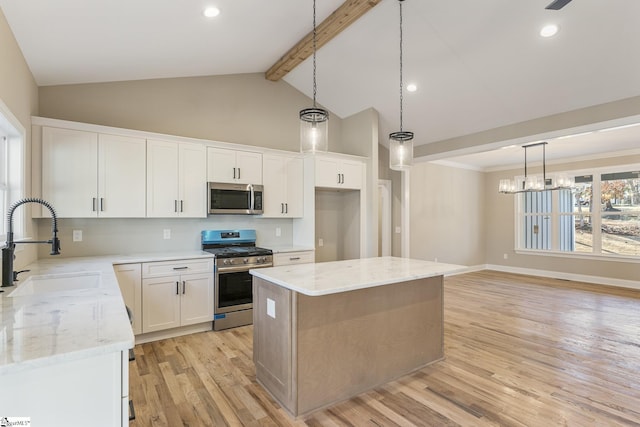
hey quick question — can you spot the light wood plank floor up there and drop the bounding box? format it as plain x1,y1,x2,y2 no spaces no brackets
129,271,640,426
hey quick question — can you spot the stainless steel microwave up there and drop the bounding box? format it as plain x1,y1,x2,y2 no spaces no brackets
208,183,263,215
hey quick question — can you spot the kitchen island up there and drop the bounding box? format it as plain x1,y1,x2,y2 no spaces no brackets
249,256,465,417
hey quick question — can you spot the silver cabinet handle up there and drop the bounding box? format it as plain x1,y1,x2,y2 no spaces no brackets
175,281,179,295
180,200,184,212
174,200,178,213
172,266,189,270
281,203,284,214
233,167,236,179
92,197,97,212
285,203,288,214
337,174,341,184
182,280,186,294
289,257,301,261
100,197,104,211
238,168,241,180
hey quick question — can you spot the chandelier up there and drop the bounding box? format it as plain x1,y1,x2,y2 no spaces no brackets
498,142,575,193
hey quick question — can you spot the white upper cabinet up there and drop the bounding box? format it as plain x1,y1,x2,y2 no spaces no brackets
207,147,263,184
315,155,364,190
262,154,303,218
147,139,206,218
98,134,146,217
41,127,145,218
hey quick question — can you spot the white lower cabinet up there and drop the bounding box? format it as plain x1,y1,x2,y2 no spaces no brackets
114,263,142,335
141,259,214,333
0,350,129,426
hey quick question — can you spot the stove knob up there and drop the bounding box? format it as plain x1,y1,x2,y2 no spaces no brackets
258,257,265,263
223,259,231,265
243,258,249,264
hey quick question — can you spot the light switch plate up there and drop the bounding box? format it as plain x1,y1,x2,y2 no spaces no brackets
267,298,276,319
275,227,281,237
72,230,82,242
163,229,171,239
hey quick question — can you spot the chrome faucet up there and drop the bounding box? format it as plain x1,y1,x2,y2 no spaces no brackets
1,198,61,288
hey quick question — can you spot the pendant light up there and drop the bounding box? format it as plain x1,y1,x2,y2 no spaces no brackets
300,0,329,153
389,0,414,171
498,142,575,194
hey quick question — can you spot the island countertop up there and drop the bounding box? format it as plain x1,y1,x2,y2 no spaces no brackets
249,256,465,296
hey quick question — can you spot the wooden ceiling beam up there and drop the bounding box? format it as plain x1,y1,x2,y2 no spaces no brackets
265,0,382,81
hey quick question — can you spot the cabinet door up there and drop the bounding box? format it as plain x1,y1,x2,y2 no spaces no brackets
146,139,179,217
114,263,142,335
42,127,98,217
207,147,237,183
285,157,304,217
340,160,363,190
180,273,214,326
235,150,263,184
315,157,341,189
142,275,181,333
98,134,146,218
179,143,207,217
262,155,287,217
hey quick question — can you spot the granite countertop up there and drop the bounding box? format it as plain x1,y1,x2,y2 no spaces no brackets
0,251,213,375
250,256,466,296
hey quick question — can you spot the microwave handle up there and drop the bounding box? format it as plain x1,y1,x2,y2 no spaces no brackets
249,184,255,211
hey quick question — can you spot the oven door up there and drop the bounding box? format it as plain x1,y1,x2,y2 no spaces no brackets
215,265,254,314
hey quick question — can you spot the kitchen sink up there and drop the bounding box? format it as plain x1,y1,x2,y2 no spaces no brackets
8,271,102,297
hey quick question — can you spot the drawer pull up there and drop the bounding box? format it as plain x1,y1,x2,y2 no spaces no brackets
176,281,179,295
289,257,301,261
182,280,186,294
172,266,189,270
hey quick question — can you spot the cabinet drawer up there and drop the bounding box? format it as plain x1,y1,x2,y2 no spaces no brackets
142,258,213,278
273,251,315,266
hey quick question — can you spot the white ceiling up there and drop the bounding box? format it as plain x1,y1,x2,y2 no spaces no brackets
2,0,640,169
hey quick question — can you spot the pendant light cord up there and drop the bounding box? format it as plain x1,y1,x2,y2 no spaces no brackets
399,0,404,132
313,0,318,108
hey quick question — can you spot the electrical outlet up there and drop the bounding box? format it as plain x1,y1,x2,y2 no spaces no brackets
275,227,281,237
434,257,438,263
163,229,171,240
72,230,82,242
504,253,508,260
318,238,324,247
395,226,402,234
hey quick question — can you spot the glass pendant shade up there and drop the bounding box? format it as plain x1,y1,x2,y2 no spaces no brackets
389,131,414,171
300,107,329,153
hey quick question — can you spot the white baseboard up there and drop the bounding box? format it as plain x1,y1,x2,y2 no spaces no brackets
445,264,485,276
485,264,640,291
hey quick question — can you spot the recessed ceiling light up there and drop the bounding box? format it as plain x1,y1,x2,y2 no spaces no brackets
204,7,220,18
540,24,559,38
406,84,417,92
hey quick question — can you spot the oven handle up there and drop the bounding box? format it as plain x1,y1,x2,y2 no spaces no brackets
217,264,272,273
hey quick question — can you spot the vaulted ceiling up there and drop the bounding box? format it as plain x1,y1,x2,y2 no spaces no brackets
1,0,639,169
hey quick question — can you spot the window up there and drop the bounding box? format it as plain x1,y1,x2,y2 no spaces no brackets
0,135,7,237
515,166,640,258
0,101,25,240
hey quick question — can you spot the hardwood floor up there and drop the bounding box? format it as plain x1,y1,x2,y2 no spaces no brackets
129,271,640,426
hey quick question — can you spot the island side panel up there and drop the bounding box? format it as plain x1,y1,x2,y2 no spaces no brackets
295,276,443,416
253,277,297,414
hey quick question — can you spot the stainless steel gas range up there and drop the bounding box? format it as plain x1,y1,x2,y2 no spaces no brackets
201,229,273,331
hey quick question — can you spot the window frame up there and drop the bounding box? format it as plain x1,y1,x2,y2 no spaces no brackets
0,98,26,242
513,163,640,263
